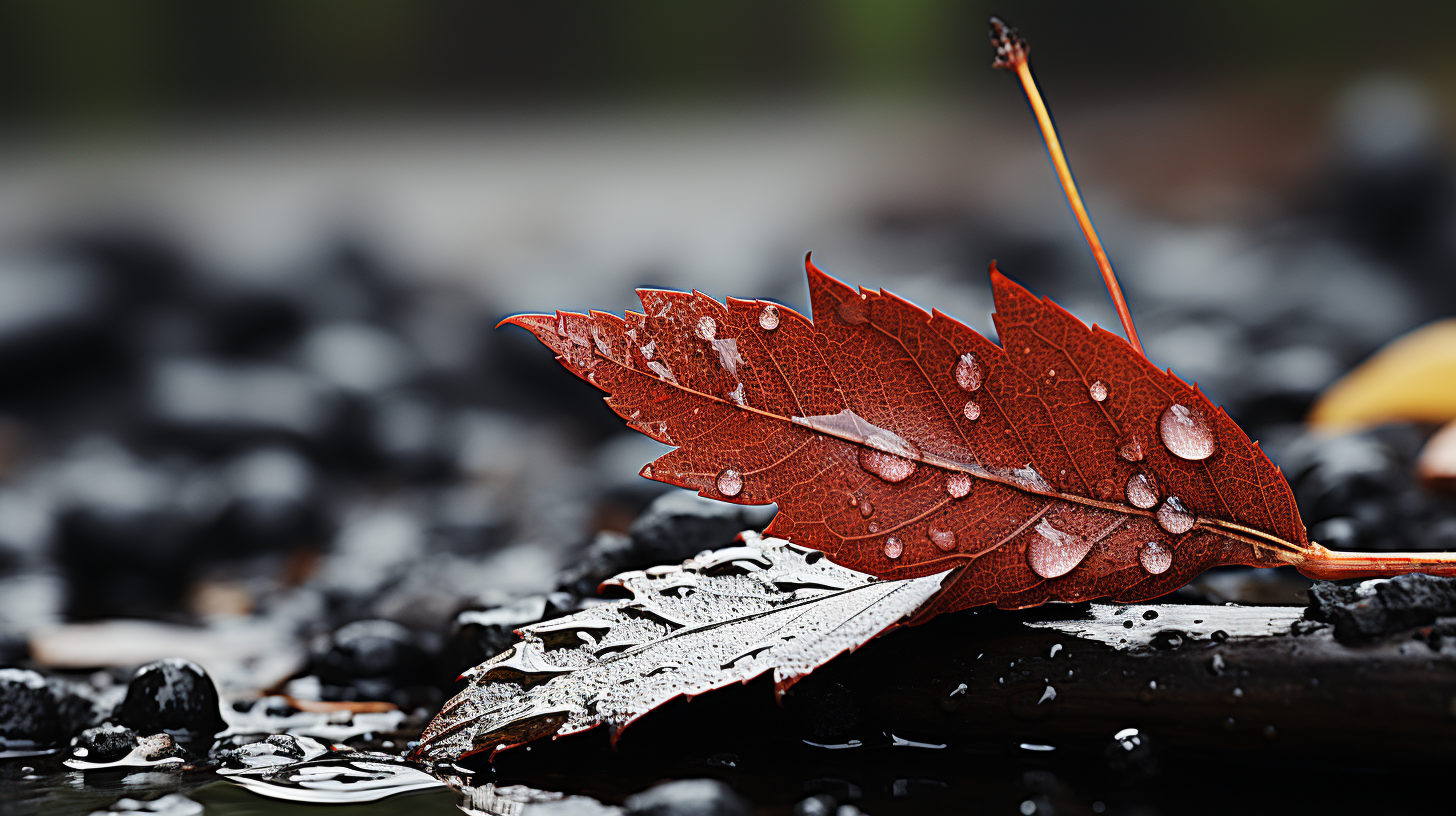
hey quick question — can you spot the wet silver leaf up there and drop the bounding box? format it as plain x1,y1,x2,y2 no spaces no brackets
413,531,950,764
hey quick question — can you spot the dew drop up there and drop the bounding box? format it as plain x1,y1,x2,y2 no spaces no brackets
1125,471,1159,509
1026,518,1094,579
928,523,956,551
1159,403,1216,461
695,316,717,341
1139,541,1173,574
954,353,983,391
716,469,743,497
1155,496,1195,534
860,500,874,518
868,522,880,533
858,448,917,482
963,400,981,420
1089,380,1108,402
1094,478,1117,501
884,536,903,559
1117,434,1145,462
849,496,859,507
758,304,780,331
946,473,972,498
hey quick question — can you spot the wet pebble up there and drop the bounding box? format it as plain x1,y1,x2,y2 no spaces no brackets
72,723,139,762
114,659,226,737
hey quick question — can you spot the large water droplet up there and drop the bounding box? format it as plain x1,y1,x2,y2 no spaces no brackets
859,500,874,518
928,523,956,551
716,469,743,497
946,473,972,498
1139,541,1173,574
1117,434,1145,462
1125,471,1159,509
883,536,903,559
1027,518,1094,579
859,448,916,483
954,353,983,391
963,400,981,420
1159,404,1216,461
1089,381,1108,402
696,316,717,341
1155,496,1195,534
758,304,780,331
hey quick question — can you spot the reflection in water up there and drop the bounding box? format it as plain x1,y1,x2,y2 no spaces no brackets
224,751,444,804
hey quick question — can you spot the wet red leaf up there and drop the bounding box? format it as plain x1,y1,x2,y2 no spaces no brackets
504,257,1310,617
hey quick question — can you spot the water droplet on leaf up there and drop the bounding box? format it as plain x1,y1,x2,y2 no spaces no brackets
758,304,780,331
1094,478,1117,501
963,400,981,420
716,469,743,497
1027,518,1094,579
858,447,917,482
1155,496,1195,534
954,353,983,391
1089,380,1108,402
1139,541,1173,574
1125,471,1159,509
928,523,956,551
860,500,874,518
1159,403,1216,460
1117,434,1145,462
946,473,972,498
695,316,717,341
883,536,903,559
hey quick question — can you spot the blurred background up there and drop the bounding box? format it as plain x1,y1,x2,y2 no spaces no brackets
1,0,1455,707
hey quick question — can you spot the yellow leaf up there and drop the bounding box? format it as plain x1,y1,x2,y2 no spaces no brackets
1309,319,1456,429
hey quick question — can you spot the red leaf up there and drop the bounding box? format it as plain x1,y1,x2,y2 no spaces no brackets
505,257,1312,615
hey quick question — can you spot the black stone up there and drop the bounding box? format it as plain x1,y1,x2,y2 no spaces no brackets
623,779,754,816
73,723,139,762
1306,574,1456,643
114,659,227,736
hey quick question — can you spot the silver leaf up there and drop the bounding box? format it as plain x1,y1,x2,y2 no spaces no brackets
412,531,950,764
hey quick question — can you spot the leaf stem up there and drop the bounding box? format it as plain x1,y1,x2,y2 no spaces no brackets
990,17,1145,357
1294,544,1456,581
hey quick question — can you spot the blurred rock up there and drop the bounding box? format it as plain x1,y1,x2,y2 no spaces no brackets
1280,424,1454,551
149,357,336,443
114,658,227,737
203,446,324,558
309,619,432,704
623,779,754,816
48,440,199,619
302,322,416,393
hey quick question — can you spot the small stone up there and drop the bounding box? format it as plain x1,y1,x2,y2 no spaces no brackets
73,723,139,762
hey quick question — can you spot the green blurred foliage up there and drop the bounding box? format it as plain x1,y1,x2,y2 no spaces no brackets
1,0,1456,123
